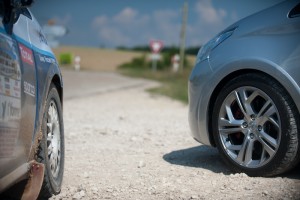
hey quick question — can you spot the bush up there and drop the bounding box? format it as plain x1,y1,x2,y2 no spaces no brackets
118,53,191,71
59,53,73,65
119,54,149,69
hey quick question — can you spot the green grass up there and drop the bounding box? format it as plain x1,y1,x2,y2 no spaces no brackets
119,67,192,104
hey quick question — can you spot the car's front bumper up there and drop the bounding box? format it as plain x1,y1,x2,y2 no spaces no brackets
188,59,214,146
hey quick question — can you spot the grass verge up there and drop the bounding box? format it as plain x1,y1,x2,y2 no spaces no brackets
119,67,192,104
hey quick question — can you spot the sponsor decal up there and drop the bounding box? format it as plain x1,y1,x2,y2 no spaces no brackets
0,33,21,158
0,127,19,158
0,50,21,79
2,76,21,98
4,77,10,96
38,54,56,64
0,97,21,122
13,80,20,95
24,81,35,97
0,94,21,159
11,80,21,98
19,43,34,66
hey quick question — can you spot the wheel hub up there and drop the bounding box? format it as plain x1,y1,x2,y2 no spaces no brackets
248,121,258,132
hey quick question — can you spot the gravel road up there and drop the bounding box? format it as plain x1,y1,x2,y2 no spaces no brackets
51,69,300,200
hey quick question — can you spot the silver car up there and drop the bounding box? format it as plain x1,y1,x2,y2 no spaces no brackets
188,1,300,176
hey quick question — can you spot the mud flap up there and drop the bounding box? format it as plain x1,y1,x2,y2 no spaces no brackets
21,161,45,200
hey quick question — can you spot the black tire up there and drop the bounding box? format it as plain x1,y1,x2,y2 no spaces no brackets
36,83,64,199
212,73,299,176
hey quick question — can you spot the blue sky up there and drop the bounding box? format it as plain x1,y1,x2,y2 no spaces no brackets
30,0,283,48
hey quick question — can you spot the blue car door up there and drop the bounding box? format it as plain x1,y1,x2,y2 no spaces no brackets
0,3,37,183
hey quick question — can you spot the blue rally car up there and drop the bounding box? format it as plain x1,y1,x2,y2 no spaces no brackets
0,0,64,199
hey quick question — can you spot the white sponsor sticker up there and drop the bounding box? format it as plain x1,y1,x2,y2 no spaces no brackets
39,54,56,64
19,43,34,66
0,96,21,123
24,81,35,97
0,127,19,158
12,79,21,98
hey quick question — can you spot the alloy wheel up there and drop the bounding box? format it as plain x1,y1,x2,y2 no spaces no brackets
218,86,281,168
46,100,61,178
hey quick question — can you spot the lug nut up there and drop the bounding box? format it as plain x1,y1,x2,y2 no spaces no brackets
249,133,254,139
242,122,248,128
250,114,256,120
257,125,262,131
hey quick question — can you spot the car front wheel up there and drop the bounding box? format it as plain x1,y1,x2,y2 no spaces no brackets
212,73,299,176
37,83,64,198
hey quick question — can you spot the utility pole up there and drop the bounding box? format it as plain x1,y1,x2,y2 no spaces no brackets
179,0,188,73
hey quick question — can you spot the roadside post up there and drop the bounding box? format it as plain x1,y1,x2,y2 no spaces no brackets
149,40,164,72
171,54,180,73
74,55,81,71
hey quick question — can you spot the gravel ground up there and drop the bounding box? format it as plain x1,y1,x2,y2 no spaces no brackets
51,73,300,200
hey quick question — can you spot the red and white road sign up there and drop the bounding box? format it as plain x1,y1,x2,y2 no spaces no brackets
149,40,164,53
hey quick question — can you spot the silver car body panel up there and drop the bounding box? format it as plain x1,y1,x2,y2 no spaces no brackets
188,1,300,146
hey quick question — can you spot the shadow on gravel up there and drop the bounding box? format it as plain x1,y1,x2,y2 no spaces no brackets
163,145,231,174
163,145,300,179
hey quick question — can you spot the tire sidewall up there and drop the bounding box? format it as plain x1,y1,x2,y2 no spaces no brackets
212,73,292,176
41,84,64,194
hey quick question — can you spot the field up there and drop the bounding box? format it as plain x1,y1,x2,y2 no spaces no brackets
53,46,196,72
52,46,143,71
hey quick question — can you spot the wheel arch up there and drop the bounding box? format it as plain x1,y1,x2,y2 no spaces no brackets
207,69,299,147
51,74,63,108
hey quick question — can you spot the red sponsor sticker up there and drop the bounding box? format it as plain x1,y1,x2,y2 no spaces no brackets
19,44,34,66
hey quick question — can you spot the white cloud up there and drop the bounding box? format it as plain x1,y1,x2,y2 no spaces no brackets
90,2,238,48
113,7,138,24
98,27,131,46
219,9,227,18
152,10,180,44
153,10,178,22
53,14,72,26
188,0,237,45
92,16,108,28
195,0,227,25
91,7,182,47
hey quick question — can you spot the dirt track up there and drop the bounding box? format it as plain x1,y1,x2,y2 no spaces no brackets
51,69,300,200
